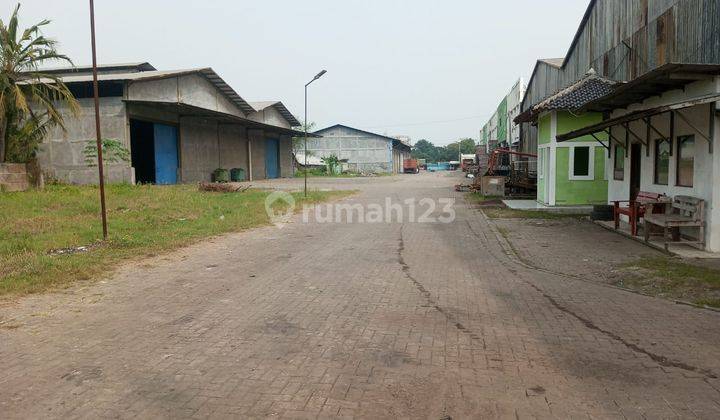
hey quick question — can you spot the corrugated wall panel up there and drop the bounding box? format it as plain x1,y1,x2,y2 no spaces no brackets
520,0,720,153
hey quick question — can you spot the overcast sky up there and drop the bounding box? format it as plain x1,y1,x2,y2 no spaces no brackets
10,0,588,145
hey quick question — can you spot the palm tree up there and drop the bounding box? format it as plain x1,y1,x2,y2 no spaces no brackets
0,4,79,163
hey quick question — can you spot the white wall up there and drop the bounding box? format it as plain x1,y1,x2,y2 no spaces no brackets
606,77,720,250
507,78,526,146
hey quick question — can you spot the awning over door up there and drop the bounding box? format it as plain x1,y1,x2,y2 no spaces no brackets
124,100,316,138
556,93,720,142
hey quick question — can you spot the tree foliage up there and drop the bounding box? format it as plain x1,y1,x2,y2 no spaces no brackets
0,4,79,163
83,138,130,166
411,138,477,163
292,120,316,154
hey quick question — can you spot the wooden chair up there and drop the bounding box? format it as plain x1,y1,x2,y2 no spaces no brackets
613,191,667,236
644,195,705,250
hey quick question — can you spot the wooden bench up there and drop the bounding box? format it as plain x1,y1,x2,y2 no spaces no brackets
613,191,668,236
644,195,705,250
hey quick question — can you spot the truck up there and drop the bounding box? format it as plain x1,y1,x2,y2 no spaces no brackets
403,158,420,174
460,153,477,172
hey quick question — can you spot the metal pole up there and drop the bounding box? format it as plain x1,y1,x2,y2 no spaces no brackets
302,70,326,198
304,83,308,197
89,0,108,239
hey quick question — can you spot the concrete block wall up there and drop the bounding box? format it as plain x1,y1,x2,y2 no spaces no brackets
36,96,133,184
249,129,266,180
0,163,30,191
127,74,245,118
279,135,294,177
218,124,249,179
307,126,394,173
35,80,294,185
247,107,291,129
179,117,220,182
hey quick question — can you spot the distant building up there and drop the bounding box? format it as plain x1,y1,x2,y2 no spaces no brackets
481,78,526,153
393,135,412,146
308,124,411,174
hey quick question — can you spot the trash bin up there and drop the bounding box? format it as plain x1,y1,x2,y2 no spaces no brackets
213,168,230,183
230,168,246,182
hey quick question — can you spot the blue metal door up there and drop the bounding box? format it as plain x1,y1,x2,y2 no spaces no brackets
265,138,280,179
153,123,178,184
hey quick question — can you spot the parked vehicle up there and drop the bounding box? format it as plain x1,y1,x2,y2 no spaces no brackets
427,162,451,172
460,154,477,172
403,158,420,174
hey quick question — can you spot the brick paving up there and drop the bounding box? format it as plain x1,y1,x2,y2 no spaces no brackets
2,172,720,418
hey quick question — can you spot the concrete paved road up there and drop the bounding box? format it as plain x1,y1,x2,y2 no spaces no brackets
2,172,720,418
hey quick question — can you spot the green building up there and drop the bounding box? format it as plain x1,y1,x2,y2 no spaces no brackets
516,71,616,206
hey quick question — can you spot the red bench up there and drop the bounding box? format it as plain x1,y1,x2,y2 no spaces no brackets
613,191,668,236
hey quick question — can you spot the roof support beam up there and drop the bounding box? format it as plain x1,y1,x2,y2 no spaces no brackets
590,133,611,157
605,128,625,149
557,93,720,142
675,107,713,153
623,122,647,146
669,111,675,156
711,103,716,154
667,73,715,81
645,118,651,157
644,115,666,141
624,126,629,157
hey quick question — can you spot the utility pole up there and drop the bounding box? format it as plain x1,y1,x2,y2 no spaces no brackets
89,0,108,239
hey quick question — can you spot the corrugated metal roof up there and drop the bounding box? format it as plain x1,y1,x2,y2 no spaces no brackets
38,62,156,74
314,124,400,143
248,101,301,127
539,58,564,68
124,100,316,137
28,67,256,115
556,92,720,142
580,63,720,112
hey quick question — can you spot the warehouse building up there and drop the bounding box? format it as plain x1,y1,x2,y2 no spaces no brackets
35,62,304,184
307,124,411,174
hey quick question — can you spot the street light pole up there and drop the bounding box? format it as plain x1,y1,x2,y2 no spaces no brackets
89,0,108,239
304,70,327,198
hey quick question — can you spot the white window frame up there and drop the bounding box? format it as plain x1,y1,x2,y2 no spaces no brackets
538,148,545,179
568,145,595,181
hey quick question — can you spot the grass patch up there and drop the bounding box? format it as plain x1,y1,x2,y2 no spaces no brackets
0,184,351,297
482,207,587,220
465,192,503,205
617,256,720,308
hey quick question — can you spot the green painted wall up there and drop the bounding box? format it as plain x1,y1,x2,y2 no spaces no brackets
556,111,606,143
554,146,608,205
538,114,551,145
536,161,545,202
496,97,508,143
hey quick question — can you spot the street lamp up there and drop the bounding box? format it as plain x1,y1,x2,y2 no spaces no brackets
304,70,327,197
